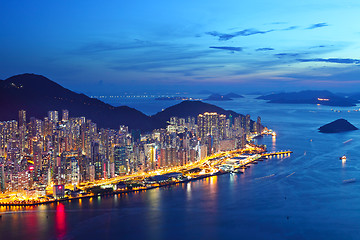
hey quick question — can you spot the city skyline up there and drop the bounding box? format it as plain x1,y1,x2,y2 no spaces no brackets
0,106,262,199
1,1,360,94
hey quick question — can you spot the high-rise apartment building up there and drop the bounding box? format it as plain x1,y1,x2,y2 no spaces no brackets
19,110,26,128
62,109,69,122
48,110,59,122
197,112,226,141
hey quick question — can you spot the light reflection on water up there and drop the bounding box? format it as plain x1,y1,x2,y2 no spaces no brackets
55,203,66,239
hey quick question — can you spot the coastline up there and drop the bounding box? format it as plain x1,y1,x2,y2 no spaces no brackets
0,171,227,207
0,149,292,207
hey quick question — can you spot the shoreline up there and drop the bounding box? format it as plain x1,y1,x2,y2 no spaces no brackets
0,171,227,207
0,148,291,208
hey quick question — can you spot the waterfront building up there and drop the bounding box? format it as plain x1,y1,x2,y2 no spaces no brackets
53,185,65,199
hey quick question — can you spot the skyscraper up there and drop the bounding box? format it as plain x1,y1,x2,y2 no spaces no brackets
257,116,263,134
114,146,127,175
19,110,26,128
245,114,251,135
0,160,5,192
197,112,226,141
48,111,59,122
62,109,69,122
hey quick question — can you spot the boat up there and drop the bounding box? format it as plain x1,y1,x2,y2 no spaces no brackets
340,155,347,160
343,178,356,184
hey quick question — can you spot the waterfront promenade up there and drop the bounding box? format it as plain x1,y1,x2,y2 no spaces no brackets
0,144,291,207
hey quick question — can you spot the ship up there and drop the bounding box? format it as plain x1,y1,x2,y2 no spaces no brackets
340,155,347,160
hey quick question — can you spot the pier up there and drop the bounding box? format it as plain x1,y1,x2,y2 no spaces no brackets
262,150,292,157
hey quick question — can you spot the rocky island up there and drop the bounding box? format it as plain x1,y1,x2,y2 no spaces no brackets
318,119,358,133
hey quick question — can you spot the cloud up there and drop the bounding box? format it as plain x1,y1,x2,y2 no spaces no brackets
209,46,243,52
283,26,299,31
256,48,274,51
307,23,328,29
270,22,287,25
275,53,301,58
309,45,327,49
206,24,301,41
73,40,165,54
206,28,274,41
297,58,360,64
109,47,215,74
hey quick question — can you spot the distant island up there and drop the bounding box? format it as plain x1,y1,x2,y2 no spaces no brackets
225,92,244,98
206,92,244,101
257,90,358,107
206,94,232,101
318,119,358,133
155,96,202,101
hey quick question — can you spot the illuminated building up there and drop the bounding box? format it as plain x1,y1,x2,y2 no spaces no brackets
114,146,127,175
53,184,65,199
0,160,5,192
245,114,251,135
48,110,59,122
145,144,156,170
91,142,103,180
197,112,226,141
62,109,69,122
17,170,30,190
18,110,26,128
0,106,263,196
70,157,80,184
219,114,226,139
257,116,263,133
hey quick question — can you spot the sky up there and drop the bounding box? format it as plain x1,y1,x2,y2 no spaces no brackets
1,0,360,94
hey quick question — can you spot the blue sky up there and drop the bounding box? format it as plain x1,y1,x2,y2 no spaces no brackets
1,0,360,94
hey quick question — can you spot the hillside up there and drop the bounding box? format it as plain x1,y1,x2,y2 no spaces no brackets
0,74,156,131
151,100,248,129
0,73,257,132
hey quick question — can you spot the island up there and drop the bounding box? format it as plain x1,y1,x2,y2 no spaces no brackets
225,92,244,98
257,90,358,107
154,96,201,101
318,119,358,133
206,93,233,101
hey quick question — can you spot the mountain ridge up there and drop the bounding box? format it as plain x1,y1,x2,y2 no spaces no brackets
0,73,255,132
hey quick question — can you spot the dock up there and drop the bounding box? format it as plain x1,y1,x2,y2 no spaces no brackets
262,150,292,157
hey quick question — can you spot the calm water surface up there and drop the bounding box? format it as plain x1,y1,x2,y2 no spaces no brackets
1,97,360,240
